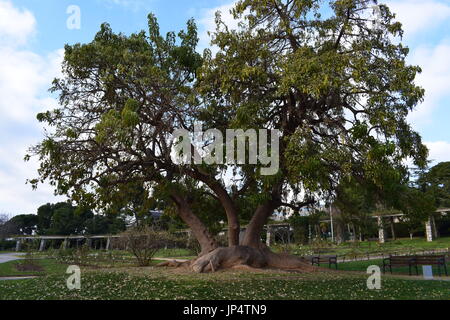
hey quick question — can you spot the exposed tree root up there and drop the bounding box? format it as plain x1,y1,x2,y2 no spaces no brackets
157,245,319,273
156,260,191,269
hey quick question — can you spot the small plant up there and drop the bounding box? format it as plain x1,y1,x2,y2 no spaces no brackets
15,242,43,272
118,226,175,267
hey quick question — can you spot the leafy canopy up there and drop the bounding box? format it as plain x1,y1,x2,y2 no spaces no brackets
28,1,428,223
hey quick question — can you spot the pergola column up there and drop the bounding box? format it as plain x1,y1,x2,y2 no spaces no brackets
15,239,22,252
266,226,272,247
105,237,111,250
39,239,46,252
377,216,385,244
425,218,433,242
63,238,69,249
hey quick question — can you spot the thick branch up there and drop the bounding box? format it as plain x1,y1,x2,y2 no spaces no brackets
170,194,218,256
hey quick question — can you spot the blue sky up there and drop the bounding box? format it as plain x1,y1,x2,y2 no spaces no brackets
1,0,450,216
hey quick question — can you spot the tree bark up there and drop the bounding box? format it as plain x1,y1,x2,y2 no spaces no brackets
171,194,218,256
187,169,240,246
210,184,240,246
390,217,396,240
242,200,280,248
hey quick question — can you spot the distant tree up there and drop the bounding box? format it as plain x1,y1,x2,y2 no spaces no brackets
418,162,450,208
37,202,93,235
36,203,54,234
8,214,38,235
84,214,127,235
0,214,16,238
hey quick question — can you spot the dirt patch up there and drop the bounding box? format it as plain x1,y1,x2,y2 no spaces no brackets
14,262,44,272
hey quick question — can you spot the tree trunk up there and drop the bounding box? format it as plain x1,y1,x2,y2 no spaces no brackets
188,170,240,246
242,200,280,248
210,184,240,247
171,194,218,256
162,193,321,274
390,217,396,240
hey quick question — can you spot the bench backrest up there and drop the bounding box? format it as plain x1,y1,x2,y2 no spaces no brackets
389,256,415,263
313,256,337,263
389,255,446,264
415,255,445,264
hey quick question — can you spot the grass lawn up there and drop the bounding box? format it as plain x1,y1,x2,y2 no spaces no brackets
319,258,450,277
0,259,449,300
1,239,449,300
1,269,449,300
0,259,69,277
272,237,450,258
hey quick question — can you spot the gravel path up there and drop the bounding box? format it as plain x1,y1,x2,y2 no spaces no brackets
0,253,25,264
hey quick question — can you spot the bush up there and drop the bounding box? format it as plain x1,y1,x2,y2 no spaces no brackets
117,226,175,266
0,239,16,251
15,242,42,271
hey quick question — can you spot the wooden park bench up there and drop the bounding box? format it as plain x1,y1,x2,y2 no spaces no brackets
415,255,448,277
311,255,338,270
383,255,417,275
383,255,448,276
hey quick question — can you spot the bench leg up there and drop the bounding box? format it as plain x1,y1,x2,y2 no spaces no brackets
415,265,419,276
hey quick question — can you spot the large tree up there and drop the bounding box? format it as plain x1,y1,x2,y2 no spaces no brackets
418,162,450,208
29,0,427,272
36,202,94,235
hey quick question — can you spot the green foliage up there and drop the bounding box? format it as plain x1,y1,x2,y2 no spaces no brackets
6,214,38,235
288,214,311,245
36,202,125,235
118,226,178,266
29,14,202,211
418,162,450,208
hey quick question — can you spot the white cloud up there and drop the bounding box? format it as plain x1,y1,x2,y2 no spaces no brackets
425,141,450,165
197,1,241,51
0,47,63,123
378,1,450,127
0,0,36,46
0,0,65,215
386,0,450,38
0,140,65,215
407,41,450,125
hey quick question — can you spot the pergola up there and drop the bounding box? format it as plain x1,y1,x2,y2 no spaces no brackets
12,235,120,252
374,208,450,243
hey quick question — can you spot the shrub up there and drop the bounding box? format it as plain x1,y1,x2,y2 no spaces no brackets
118,226,175,266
